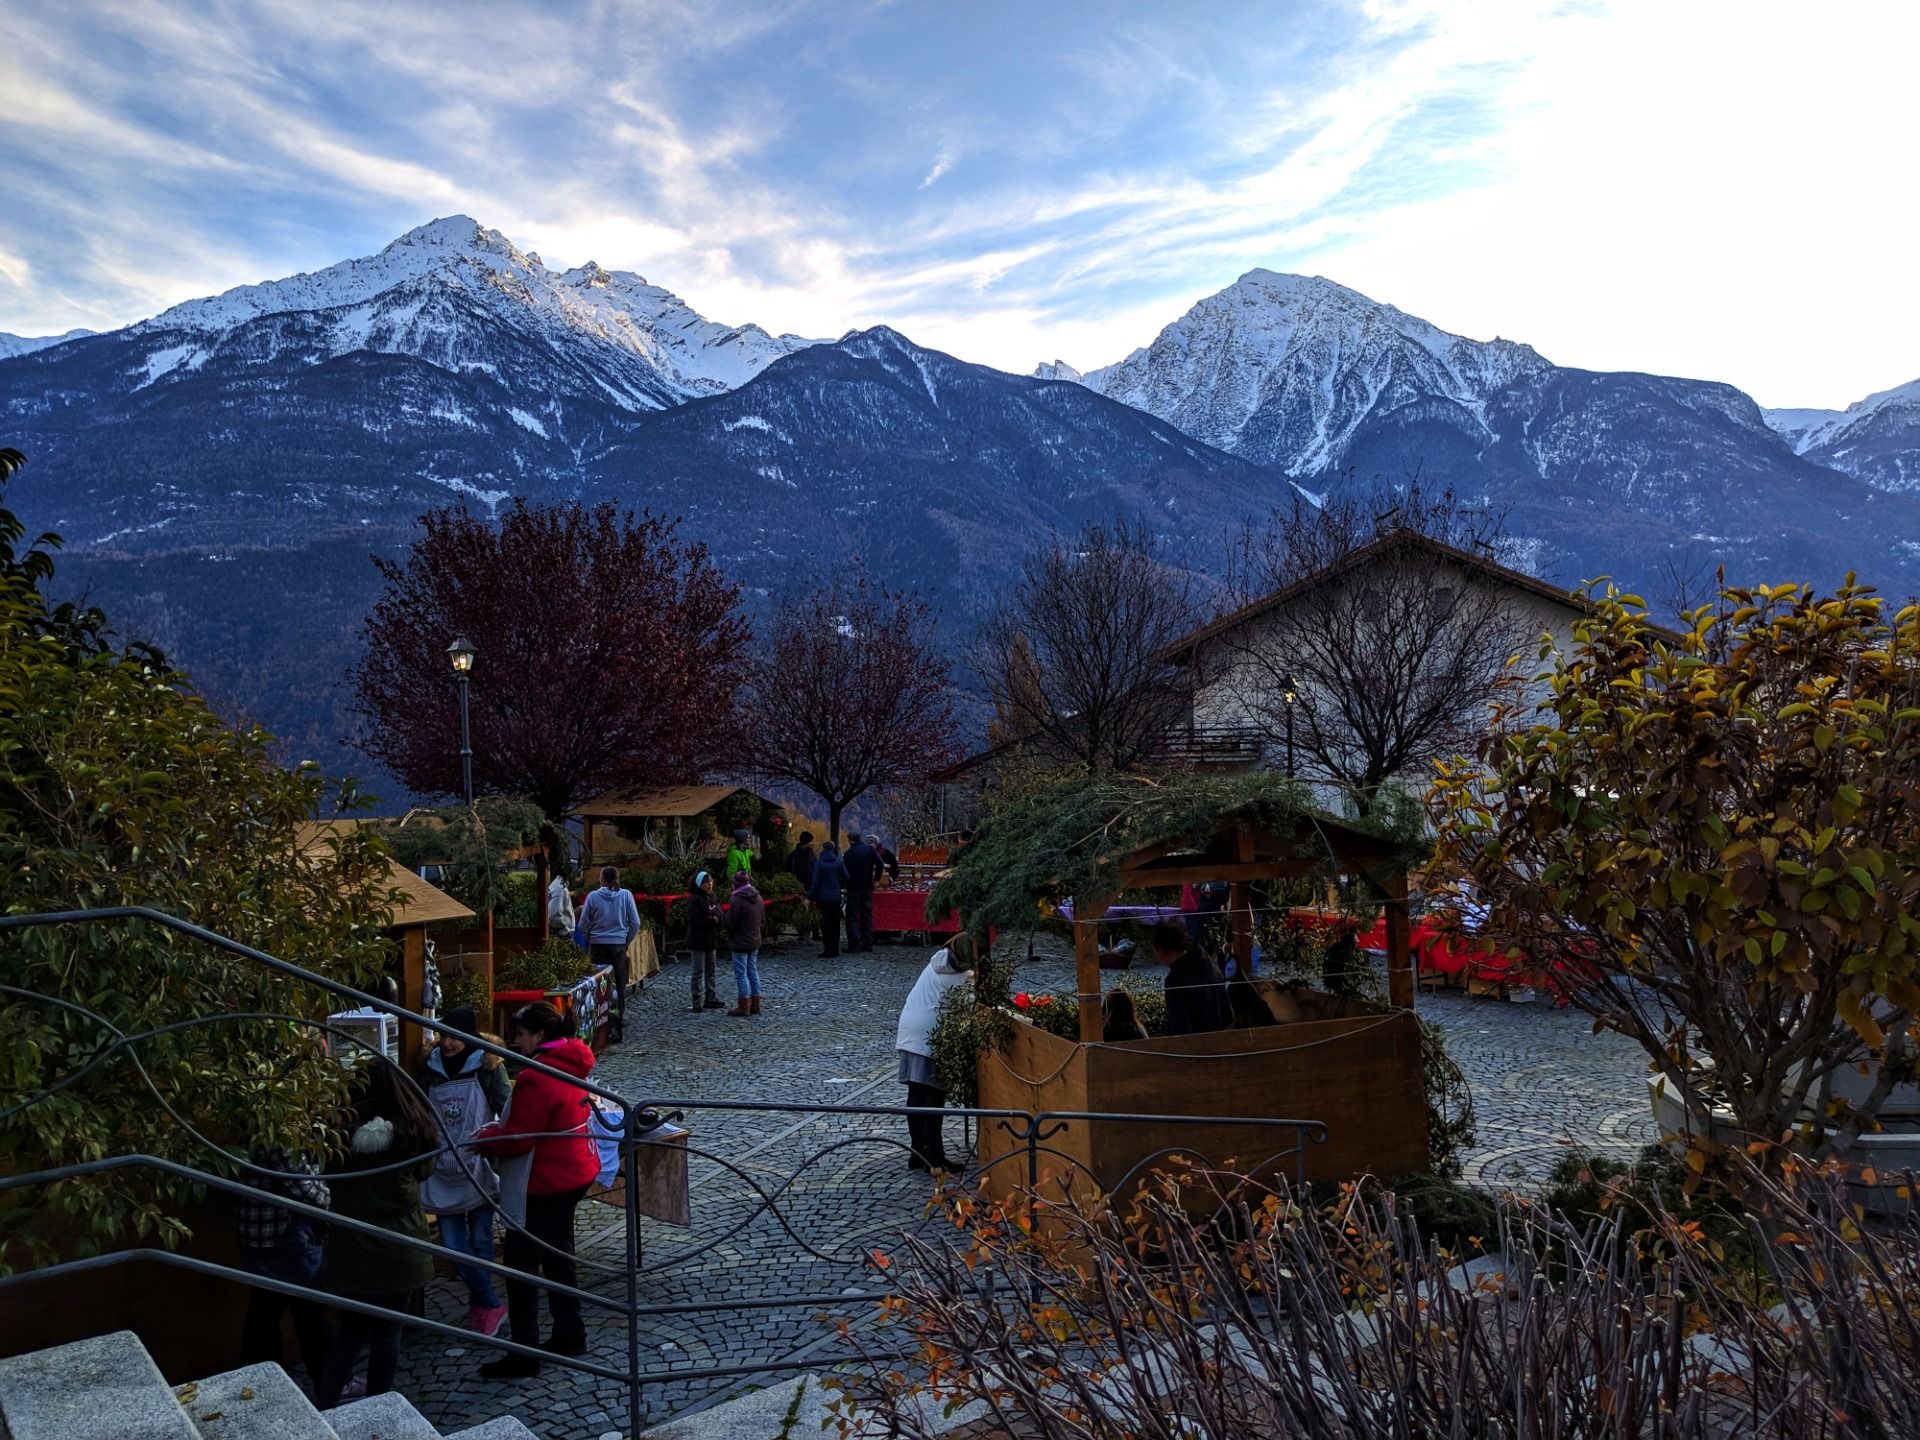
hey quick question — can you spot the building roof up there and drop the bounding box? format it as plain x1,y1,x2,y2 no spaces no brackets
297,820,475,928
1161,528,1592,664
577,784,763,820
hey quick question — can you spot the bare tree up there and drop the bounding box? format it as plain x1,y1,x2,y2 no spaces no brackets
977,519,1202,773
741,578,957,843
1217,485,1529,809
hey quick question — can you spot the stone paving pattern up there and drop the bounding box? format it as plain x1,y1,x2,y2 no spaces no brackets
389,933,1658,1438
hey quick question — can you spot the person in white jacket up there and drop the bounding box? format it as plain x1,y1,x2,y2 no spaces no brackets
895,932,978,1172
546,875,576,936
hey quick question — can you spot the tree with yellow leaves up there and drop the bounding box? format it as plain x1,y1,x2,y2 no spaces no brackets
1432,577,1920,1175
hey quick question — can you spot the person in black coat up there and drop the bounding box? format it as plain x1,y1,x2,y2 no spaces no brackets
808,843,849,958
685,871,725,1012
1150,920,1228,1036
787,832,817,890
843,833,881,952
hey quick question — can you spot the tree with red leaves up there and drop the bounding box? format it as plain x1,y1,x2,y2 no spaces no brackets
741,580,957,843
352,501,749,830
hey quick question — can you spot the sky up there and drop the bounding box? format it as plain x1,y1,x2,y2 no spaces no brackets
1,0,1915,408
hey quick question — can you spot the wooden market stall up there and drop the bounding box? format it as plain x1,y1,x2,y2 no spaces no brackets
951,780,1428,1205
576,784,784,877
299,821,475,1069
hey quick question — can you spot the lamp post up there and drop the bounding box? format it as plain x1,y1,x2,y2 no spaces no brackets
1283,676,1297,780
446,636,476,808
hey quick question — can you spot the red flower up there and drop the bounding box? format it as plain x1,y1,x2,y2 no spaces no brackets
1014,992,1032,1009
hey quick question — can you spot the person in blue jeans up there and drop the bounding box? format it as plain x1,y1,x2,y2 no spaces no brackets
726,872,767,1016
418,1005,510,1335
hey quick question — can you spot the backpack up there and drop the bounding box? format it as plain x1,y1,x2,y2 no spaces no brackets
588,1094,625,1189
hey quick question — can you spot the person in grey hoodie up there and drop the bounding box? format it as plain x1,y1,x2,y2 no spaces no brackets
807,843,849,959
418,1006,509,1335
726,871,767,1016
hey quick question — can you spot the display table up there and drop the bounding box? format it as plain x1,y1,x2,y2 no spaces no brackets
590,1122,691,1227
871,888,965,935
1056,901,1185,924
493,963,615,1051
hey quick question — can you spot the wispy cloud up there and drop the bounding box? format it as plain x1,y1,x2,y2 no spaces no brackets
0,0,1913,404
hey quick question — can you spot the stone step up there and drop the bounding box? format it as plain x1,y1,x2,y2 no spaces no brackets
640,1373,984,1439
175,1363,334,1440
444,1419,540,1440
0,1331,197,1440
328,1391,441,1440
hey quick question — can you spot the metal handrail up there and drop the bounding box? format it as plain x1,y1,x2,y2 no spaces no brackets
0,905,1332,1434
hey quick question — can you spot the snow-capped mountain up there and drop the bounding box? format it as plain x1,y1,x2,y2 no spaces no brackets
1765,378,1920,494
1053,271,1548,475
0,328,95,360
127,215,817,408
0,216,826,549
1039,269,1919,596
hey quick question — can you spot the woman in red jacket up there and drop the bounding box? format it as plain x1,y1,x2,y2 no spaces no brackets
471,1002,599,1378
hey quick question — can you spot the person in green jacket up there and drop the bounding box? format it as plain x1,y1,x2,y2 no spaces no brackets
315,1057,438,1410
725,827,754,887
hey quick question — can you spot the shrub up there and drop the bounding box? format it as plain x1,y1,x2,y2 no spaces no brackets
437,967,492,1018
839,1162,1920,1438
1,451,396,1261
496,937,593,993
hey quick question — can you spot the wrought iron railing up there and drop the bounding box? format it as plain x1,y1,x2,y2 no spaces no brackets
0,907,1329,1437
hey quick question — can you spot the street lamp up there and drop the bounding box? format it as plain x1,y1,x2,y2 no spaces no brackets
1283,676,1297,780
446,636,476,808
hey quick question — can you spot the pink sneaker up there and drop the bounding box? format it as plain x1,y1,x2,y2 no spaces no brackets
472,1302,507,1337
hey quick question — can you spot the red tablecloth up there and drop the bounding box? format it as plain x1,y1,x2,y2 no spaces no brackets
871,888,964,934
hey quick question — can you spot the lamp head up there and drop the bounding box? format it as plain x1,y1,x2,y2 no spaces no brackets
446,637,477,674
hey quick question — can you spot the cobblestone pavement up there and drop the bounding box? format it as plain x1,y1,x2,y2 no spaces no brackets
391,935,1658,1438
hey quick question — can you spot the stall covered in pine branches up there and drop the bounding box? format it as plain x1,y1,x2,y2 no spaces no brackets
932,774,1432,1199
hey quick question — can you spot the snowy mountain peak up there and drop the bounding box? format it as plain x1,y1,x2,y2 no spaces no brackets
383,214,506,254
1052,267,1551,473
0,328,96,361
114,216,823,408
1765,376,1920,492
1033,359,1084,382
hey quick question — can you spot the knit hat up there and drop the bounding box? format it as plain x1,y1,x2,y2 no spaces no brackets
733,870,753,889
695,870,710,888
440,1004,479,1038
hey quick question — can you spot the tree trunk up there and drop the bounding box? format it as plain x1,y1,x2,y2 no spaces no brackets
828,800,844,847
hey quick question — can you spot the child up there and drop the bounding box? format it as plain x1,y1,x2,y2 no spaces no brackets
1102,988,1149,1042
419,1005,509,1335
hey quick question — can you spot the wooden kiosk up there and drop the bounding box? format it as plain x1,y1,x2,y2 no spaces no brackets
967,789,1428,1203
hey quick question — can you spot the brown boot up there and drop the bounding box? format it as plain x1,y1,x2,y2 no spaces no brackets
750,995,762,1015
727,999,752,1017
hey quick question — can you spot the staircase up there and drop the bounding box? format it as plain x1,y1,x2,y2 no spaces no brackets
0,1332,538,1440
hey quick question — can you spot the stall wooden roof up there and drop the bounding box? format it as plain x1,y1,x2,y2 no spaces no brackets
577,784,765,820
296,821,475,928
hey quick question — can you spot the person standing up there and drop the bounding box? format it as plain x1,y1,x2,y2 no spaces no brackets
843,832,880,952
686,871,725,1013
893,933,977,1171
418,1005,509,1336
807,842,847,959
787,831,817,891
579,865,640,1042
473,1003,599,1379
1151,920,1229,1036
546,875,576,940
726,872,766,1016
314,1059,437,1410
233,1148,333,1390
726,827,754,887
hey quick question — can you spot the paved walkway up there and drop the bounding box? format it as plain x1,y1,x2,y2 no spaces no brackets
393,934,1657,1438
